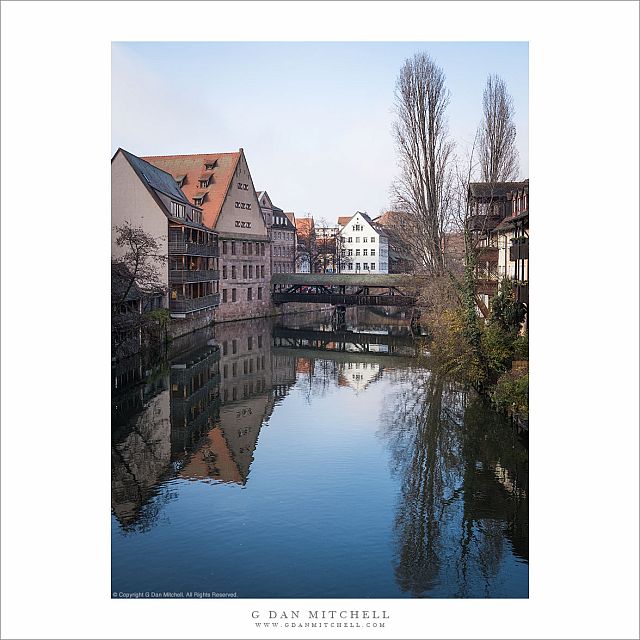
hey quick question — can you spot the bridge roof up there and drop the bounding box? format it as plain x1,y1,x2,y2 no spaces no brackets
271,273,414,287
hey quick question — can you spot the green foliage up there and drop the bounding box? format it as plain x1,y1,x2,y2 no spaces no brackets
489,278,526,333
481,323,517,380
147,308,171,328
492,367,529,416
513,333,529,360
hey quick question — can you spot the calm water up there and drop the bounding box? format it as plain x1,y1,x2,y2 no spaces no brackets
112,309,528,598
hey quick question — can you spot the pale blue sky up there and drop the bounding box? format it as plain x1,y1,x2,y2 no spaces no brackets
112,41,528,221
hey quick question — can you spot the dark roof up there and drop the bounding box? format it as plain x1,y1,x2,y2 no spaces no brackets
469,181,529,199
492,209,529,233
120,149,191,205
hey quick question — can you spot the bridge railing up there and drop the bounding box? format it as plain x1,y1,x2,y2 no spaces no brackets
272,292,416,307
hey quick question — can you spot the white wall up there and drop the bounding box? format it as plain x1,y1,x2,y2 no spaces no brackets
338,213,388,274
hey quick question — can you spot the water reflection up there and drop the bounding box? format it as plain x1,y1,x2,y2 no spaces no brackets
380,369,528,597
112,309,527,597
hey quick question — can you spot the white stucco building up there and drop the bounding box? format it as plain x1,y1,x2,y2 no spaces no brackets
337,212,388,274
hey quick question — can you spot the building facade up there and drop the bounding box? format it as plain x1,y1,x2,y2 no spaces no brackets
338,212,389,274
371,211,414,273
315,226,341,273
143,150,271,323
467,180,529,317
258,191,296,275
111,149,220,334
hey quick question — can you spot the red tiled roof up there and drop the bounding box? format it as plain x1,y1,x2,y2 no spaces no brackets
337,216,352,226
142,152,241,229
295,217,314,236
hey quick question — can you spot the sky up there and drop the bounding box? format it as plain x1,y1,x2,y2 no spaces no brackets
112,41,528,222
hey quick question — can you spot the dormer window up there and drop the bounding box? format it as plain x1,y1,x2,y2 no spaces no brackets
170,202,185,218
175,175,186,188
193,193,206,206
204,160,217,170
199,173,213,189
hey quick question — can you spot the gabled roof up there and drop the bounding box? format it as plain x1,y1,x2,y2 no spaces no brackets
337,216,352,227
338,211,388,238
143,152,242,229
284,211,296,224
469,180,528,199
114,148,209,230
118,148,191,205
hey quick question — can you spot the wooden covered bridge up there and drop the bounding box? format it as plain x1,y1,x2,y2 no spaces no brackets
271,273,420,307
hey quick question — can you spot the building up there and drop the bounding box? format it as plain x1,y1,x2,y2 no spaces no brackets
371,211,414,273
111,149,220,333
258,191,296,275
315,225,341,273
143,150,271,322
467,180,529,317
491,181,529,308
295,217,315,273
337,212,389,274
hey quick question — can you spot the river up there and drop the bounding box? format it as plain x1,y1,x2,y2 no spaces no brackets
111,308,528,598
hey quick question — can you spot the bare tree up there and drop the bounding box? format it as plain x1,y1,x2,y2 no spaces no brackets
392,53,455,276
478,75,519,183
112,222,167,307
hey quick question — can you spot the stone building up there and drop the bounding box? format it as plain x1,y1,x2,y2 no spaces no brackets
338,212,389,274
111,149,220,336
143,150,271,323
258,191,296,275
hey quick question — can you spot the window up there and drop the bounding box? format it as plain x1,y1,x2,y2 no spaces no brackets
223,364,228,379
258,335,262,348
363,249,368,256
255,242,259,255
170,202,186,218
205,161,216,170
347,249,353,256
242,242,247,255
247,287,253,301
249,265,254,278
222,265,227,279
232,288,237,302
355,262,360,270
248,243,253,256
222,289,227,303
347,237,352,243
355,249,360,256
371,237,376,243
371,263,376,270
371,249,375,256
222,241,228,255
232,339,237,354
243,265,247,279
248,336,253,350
355,237,360,243
261,244,265,256
231,265,237,279
231,242,236,255
258,287,262,300
348,263,353,270
364,263,370,270
223,341,228,355
363,237,368,243
261,265,265,278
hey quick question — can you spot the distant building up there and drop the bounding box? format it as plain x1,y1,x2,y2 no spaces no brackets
371,211,414,273
111,149,220,332
338,212,388,274
295,217,315,273
258,191,296,275
315,225,341,273
143,150,271,322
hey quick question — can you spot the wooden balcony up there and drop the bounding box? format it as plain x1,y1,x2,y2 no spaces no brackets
170,269,220,284
169,241,219,257
478,246,499,262
468,214,503,232
169,294,220,314
475,279,498,296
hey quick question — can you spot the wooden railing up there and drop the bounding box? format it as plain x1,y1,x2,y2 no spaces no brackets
169,241,219,257
170,269,220,283
169,294,220,313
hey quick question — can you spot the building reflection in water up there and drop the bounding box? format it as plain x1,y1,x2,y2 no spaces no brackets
379,369,528,597
111,316,297,531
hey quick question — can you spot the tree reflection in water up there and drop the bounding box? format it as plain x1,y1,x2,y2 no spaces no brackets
380,368,528,597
